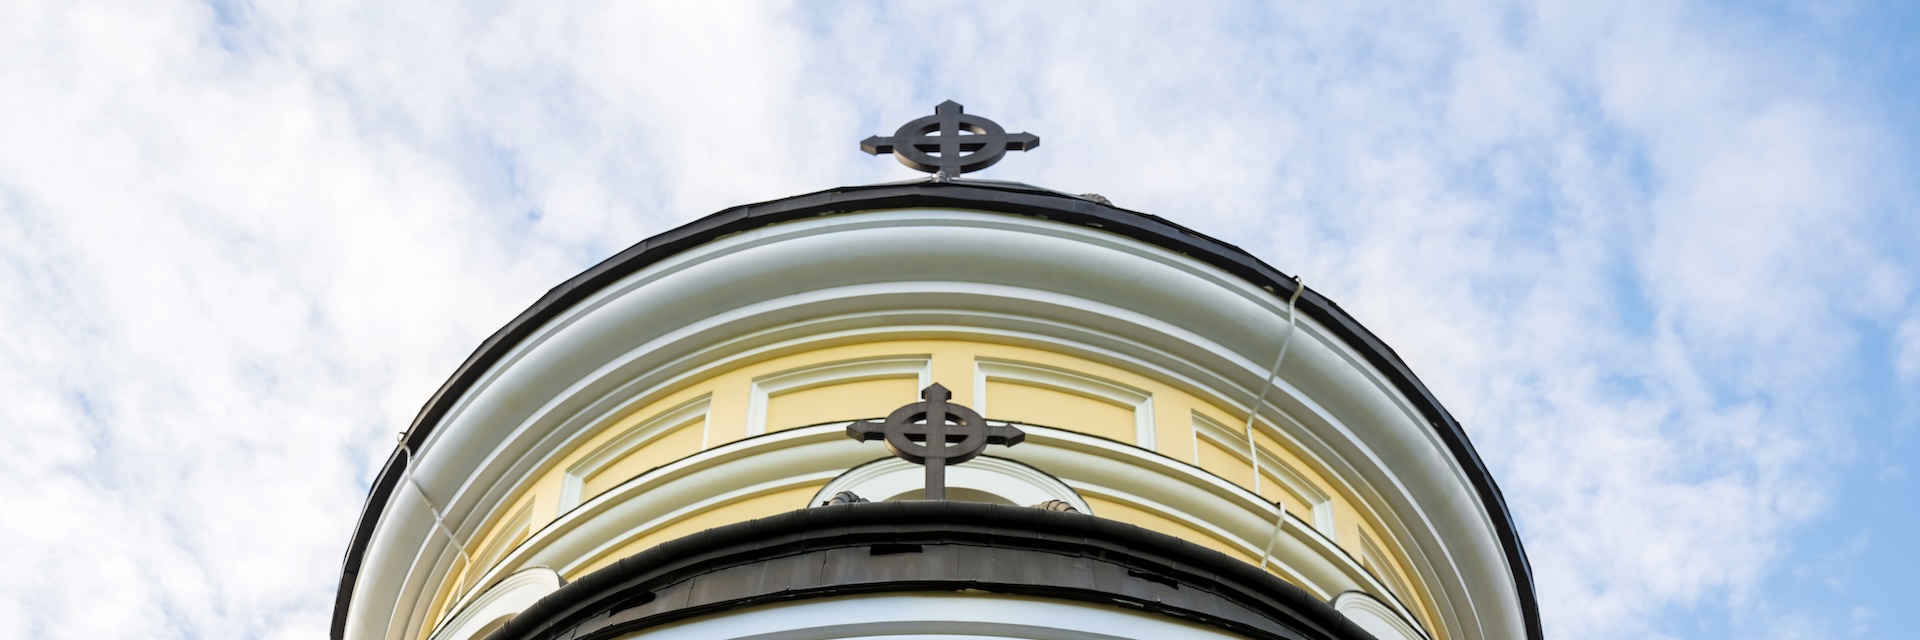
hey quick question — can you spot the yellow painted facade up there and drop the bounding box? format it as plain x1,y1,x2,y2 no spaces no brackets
983,380,1137,443
582,421,703,500
427,338,1441,636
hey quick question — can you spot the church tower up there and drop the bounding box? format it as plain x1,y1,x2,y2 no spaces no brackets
332,103,1541,640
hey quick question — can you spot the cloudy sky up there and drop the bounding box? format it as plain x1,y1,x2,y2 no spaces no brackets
1,2,1915,639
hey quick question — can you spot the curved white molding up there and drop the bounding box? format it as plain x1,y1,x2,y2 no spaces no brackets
1191,411,1336,538
1334,591,1430,640
462,500,533,594
810,455,1094,513
384,313,1453,640
973,357,1155,450
439,423,1423,631
559,395,710,513
616,592,1246,640
746,355,931,436
356,209,1518,640
429,567,561,640
1360,530,1418,614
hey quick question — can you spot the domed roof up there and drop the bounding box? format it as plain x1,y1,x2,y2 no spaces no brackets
333,178,1541,639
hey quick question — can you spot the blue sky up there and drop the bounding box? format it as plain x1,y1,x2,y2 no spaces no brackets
0,2,1914,638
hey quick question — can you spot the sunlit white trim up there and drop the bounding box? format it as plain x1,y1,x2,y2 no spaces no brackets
1360,529,1419,619
557,472,839,577
810,455,1093,513
461,500,533,594
1335,591,1430,640
456,421,1425,629
1192,411,1336,538
558,395,710,513
973,357,1155,450
617,592,1246,640
746,355,931,436
429,567,560,640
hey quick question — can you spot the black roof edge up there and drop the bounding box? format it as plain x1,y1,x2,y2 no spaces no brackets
331,180,1541,640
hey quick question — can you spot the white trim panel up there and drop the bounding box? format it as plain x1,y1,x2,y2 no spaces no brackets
558,395,711,513
746,355,931,436
1192,411,1337,538
973,357,1155,450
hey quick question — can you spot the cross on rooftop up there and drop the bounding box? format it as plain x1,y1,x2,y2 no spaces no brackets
846,383,1025,500
861,101,1039,180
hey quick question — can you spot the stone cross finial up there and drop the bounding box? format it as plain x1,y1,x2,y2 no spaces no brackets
847,383,1025,500
861,101,1039,180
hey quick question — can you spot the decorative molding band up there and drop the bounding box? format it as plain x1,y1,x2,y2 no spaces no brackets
810,454,1094,514
429,567,561,640
450,423,1417,629
745,355,931,436
558,395,711,513
1192,411,1337,538
972,357,1155,450
1333,592,1431,640
461,500,533,595
1359,530,1421,628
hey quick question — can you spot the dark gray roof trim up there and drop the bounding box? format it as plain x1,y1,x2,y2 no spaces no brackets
332,180,1540,640
487,500,1378,640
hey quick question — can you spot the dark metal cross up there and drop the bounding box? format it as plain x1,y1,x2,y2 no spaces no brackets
847,382,1025,500
861,101,1039,180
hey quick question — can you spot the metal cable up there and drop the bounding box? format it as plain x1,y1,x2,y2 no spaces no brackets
1245,276,1304,496
397,435,473,573
1251,276,1304,572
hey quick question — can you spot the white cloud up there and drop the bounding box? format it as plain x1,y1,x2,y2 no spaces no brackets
0,1,1910,639
1851,605,1877,636
1896,313,1920,381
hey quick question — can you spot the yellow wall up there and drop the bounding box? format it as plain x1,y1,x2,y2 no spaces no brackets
983,380,1136,443
768,377,919,432
583,421,704,499
427,338,1441,637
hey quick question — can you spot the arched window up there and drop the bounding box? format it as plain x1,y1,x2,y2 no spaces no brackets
1332,591,1429,640
810,455,1092,513
430,568,560,640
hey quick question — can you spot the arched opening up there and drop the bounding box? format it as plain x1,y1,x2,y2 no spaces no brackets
811,454,1091,513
